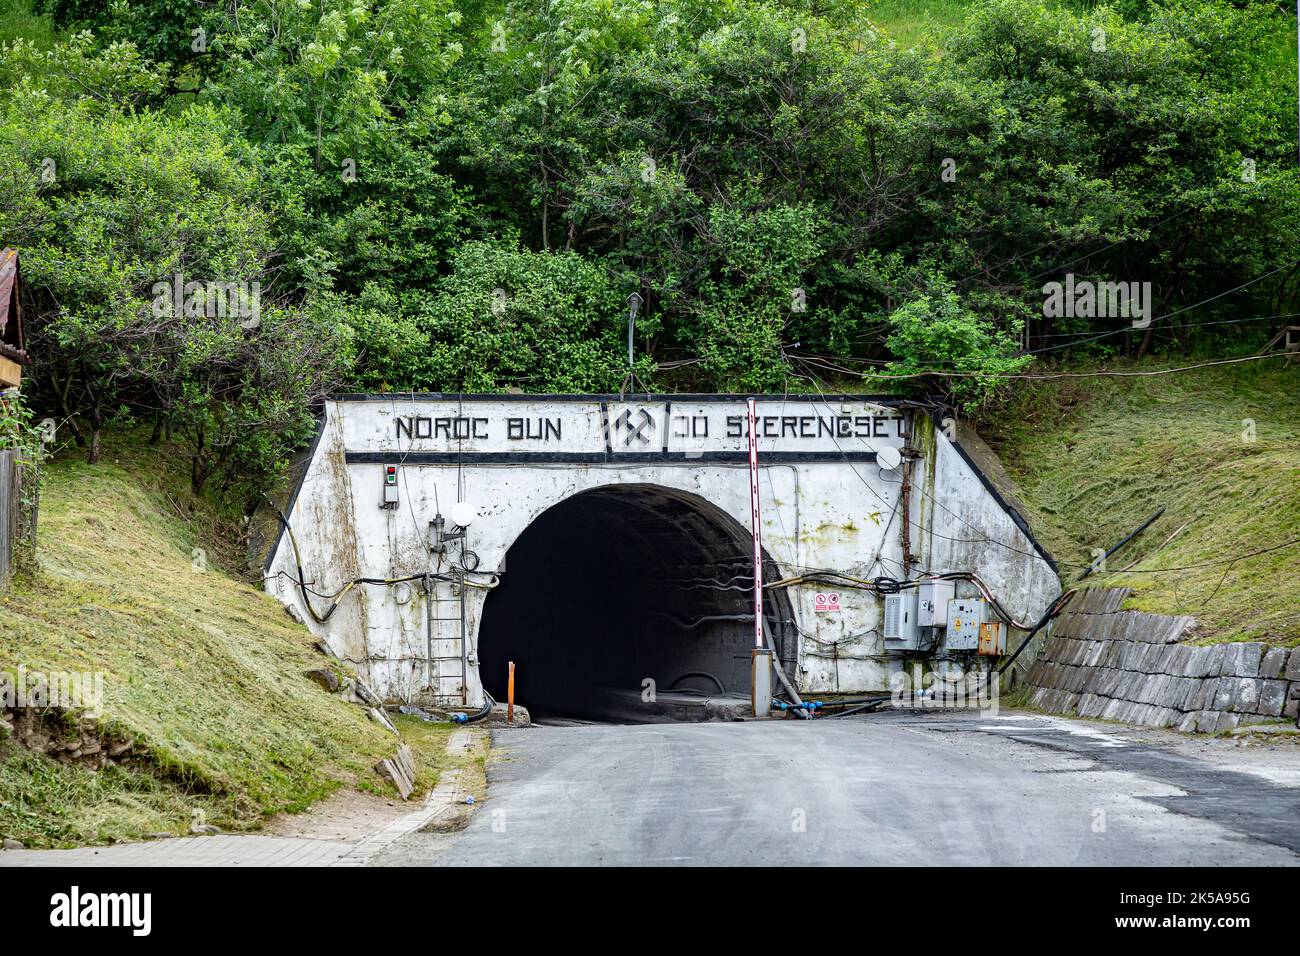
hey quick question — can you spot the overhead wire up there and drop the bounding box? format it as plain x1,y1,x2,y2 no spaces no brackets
858,352,1289,382
786,356,1055,566
784,355,1300,577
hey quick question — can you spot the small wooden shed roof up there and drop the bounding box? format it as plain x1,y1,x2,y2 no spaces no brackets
0,248,25,366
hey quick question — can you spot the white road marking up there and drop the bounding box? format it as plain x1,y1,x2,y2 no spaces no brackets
977,719,1129,748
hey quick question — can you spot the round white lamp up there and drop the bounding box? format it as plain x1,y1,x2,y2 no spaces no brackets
449,501,479,528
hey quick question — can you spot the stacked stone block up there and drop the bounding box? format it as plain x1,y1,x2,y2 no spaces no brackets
1025,588,1300,734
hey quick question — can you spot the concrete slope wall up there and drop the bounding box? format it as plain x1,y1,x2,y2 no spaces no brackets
920,418,1059,626
1027,588,1300,733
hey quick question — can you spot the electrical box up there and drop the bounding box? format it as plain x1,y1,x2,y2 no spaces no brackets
381,464,399,509
945,597,989,652
978,621,1006,657
884,591,931,653
916,579,955,628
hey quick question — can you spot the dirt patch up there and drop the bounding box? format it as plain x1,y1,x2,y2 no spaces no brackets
420,803,474,833
3,707,138,771
263,788,413,843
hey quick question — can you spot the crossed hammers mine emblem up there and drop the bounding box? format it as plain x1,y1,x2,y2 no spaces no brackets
613,408,656,446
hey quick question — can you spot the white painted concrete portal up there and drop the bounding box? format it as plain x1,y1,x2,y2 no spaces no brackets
264,395,1059,710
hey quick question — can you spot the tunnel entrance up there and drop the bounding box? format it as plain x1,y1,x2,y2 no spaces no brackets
477,484,796,722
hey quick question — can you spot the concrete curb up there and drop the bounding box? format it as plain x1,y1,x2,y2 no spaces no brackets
331,729,474,866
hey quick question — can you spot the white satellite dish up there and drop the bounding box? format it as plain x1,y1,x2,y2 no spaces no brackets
450,501,479,528
876,446,903,471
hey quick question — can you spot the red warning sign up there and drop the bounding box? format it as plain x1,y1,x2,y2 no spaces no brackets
813,592,841,612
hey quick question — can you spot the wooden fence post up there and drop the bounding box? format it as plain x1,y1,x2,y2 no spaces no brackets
0,448,14,588
0,448,38,590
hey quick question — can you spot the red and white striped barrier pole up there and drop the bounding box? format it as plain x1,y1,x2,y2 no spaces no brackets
747,398,764,648
747,398,773,715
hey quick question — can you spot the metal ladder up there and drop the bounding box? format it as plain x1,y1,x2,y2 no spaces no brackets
422,573,468,705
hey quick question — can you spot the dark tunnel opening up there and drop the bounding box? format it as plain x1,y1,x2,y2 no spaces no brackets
478,485,796,722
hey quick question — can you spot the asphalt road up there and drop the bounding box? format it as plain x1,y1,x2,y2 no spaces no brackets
381,710,1300,866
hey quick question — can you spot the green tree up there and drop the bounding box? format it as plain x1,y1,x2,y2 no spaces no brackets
0,46,345,496
206,0,469,295
874,274,1031,410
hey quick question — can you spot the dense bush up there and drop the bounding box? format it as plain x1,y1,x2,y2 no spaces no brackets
340,241,632,393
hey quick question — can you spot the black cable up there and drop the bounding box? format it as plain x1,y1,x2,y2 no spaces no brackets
997,589,1078,676
267,500,494,624
822,699,893,718
809,588,1078,721
667,671,726,694
268,499,336,624
453,696,493,724
815,695,892,707
1077,506,1165,581
781,362,1300,576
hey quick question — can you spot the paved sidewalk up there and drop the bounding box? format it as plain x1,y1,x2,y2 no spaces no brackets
0,730,474,868
0,834,356,867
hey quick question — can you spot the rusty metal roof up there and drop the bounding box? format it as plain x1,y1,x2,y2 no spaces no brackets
0,247,27,365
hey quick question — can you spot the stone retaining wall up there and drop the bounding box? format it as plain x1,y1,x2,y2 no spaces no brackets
1026,588,1300,734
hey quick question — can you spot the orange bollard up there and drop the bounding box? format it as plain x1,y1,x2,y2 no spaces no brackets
507,661,515,724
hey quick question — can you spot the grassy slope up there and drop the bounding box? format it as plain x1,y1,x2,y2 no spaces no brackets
0,0,56,47
981,361,1300,646
868,0,976,46
0,436,457,848
869,0,1297,66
